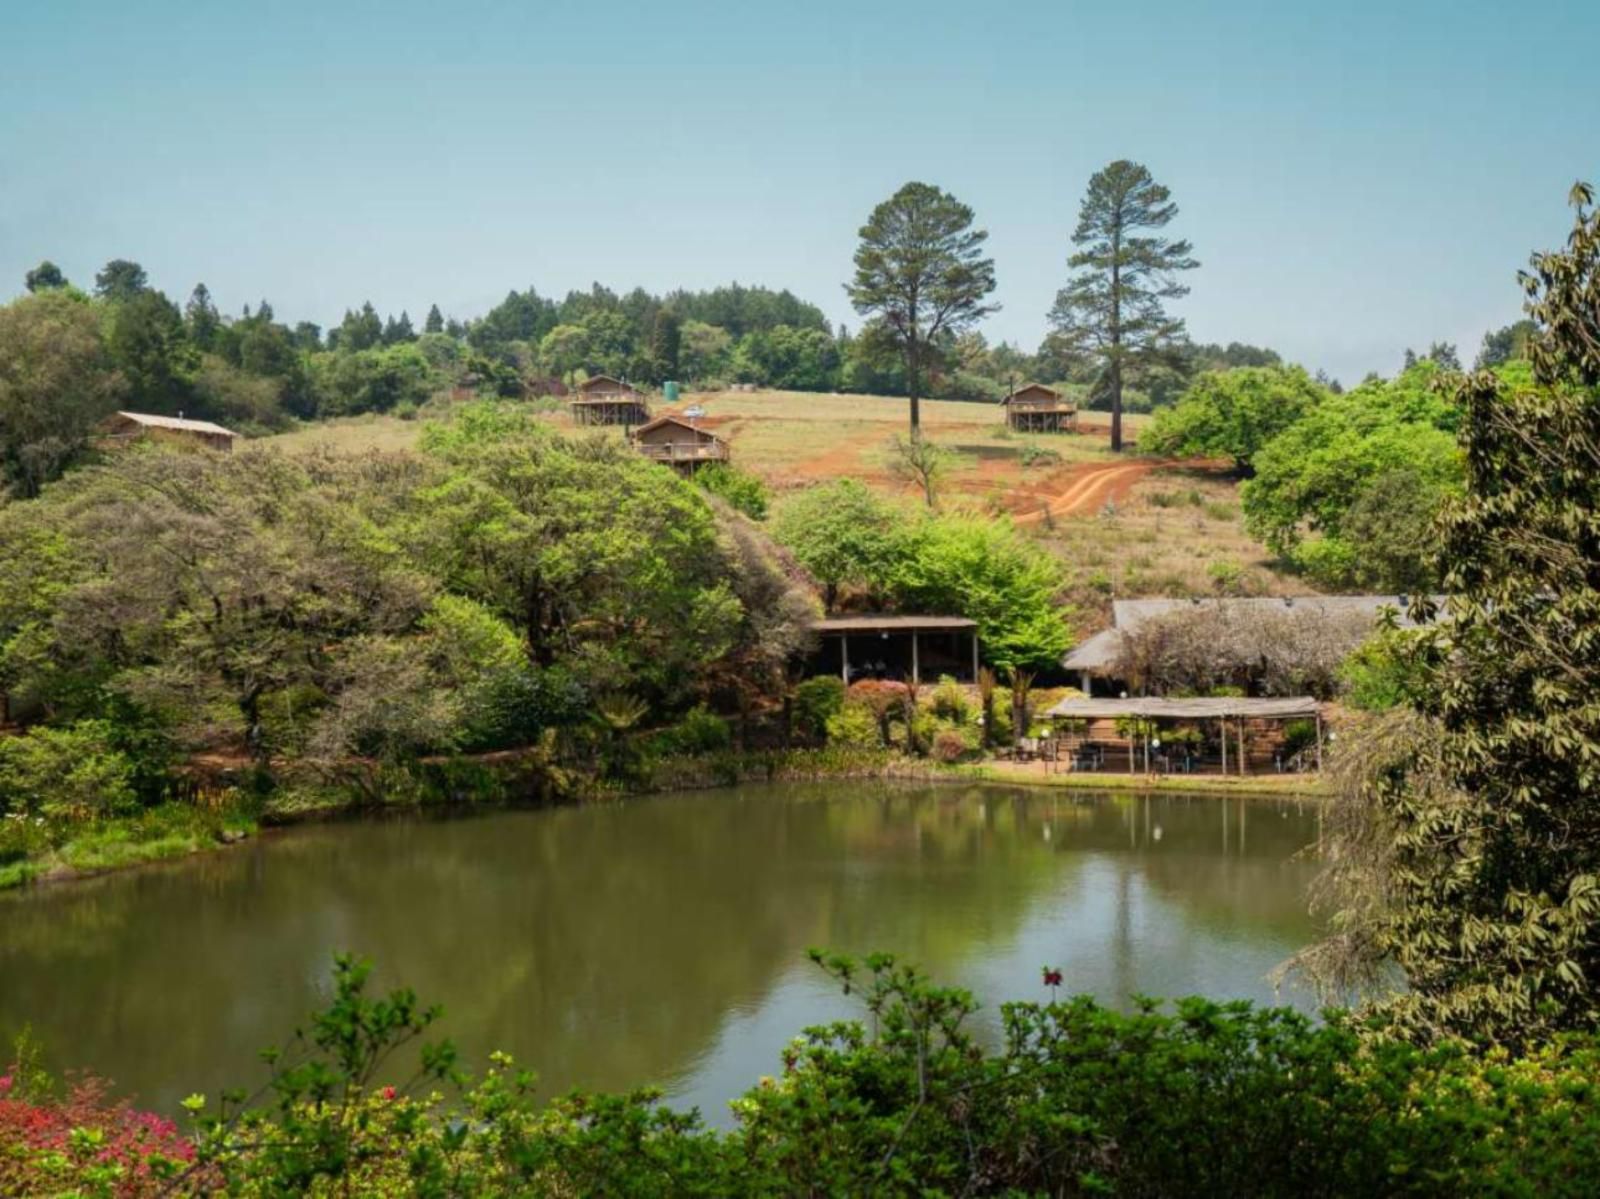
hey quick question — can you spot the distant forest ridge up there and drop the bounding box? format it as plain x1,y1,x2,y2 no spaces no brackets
2,256,1531,501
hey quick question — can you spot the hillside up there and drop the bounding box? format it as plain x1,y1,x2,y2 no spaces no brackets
264,388,1309,626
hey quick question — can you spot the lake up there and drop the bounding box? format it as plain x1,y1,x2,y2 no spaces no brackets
0,782,1322,1120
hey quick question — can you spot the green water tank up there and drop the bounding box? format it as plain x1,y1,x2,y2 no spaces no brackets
663,380,680,403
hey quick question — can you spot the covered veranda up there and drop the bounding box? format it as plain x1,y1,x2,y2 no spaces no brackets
1040,695,1326,776
809,615,980,686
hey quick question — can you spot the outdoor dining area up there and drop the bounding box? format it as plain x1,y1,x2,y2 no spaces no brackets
1014,695,1328,777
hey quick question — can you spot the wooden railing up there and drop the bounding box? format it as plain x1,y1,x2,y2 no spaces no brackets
635,441,729,463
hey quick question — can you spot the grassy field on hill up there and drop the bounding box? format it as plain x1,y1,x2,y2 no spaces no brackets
263,389,1305,626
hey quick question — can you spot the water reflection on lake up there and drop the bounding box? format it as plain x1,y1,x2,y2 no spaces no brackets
0,783,1321,1119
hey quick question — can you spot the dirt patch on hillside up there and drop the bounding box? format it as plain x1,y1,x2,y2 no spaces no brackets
1009,459,1175,524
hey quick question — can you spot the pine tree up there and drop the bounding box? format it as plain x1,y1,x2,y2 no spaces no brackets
1426,341,1461,370
1047,161,1197,451
185,283,221,350
424,304,444,335
649,309,682,382
339,303,383,351
847,182,997,435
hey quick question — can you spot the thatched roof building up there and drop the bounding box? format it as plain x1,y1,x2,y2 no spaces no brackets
1065,595,1439,695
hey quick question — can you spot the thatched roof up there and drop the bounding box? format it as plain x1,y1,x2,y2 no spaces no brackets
1063,595,1436,673
1044,695,1321,720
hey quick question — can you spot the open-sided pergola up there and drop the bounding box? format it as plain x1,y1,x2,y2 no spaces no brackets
1043,695,1325,775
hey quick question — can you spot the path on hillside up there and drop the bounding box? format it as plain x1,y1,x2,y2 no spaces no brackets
1010,458,1173,525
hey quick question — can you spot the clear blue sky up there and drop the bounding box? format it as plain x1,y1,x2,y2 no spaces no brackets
2,0,1595,384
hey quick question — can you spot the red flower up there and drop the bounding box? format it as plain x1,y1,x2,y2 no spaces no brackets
1042,968,1063,988
381,1086,397,1101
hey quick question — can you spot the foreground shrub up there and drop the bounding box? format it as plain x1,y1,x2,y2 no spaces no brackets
0,1071,194,1196
10,955,1600,1195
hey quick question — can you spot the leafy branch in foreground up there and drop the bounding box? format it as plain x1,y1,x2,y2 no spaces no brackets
10,952,1600,1195
1300,182,1600,1047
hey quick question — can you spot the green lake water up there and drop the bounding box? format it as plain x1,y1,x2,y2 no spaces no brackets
0,782,1321,1119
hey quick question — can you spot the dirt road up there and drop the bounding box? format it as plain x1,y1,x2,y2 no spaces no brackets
1009,459,1172,524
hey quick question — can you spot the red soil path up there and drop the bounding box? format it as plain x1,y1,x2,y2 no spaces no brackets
1009,458,1174,524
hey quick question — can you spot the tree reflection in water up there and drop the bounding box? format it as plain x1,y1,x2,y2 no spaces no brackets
0,783,1319,1118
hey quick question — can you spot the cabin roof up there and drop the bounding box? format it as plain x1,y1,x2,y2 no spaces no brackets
575,374,636,392
631,413,720,439
103,411,238,438
811,614,977,633
1003,383,1061,403
1044,695,1321,720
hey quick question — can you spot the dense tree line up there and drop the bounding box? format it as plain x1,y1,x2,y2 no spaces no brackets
1145,348,1536,592
0,403,815,817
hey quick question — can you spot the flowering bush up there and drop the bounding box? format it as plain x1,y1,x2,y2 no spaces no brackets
0,1071,194,1197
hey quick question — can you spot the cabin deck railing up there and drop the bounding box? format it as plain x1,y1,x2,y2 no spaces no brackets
635,442,730,462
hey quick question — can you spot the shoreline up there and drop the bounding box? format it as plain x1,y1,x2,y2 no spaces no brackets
933,761,1327,798
3,749,1324,893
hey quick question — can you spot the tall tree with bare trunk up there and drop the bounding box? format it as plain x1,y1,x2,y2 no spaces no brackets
1048,160,1197,452
848,182,997,437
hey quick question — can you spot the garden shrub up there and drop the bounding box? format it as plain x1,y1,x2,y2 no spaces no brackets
1018,442,1062,468
648,704,733,757
824,701,881,748
930,725,977,764
847,679,912,743
928,675,970,723
791,676,845,740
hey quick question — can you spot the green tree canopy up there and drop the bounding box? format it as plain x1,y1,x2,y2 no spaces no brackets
889,515,1070,672
0,290,124,497
1047,160,1198,451
847,181,997,435
772,479,905,611
1142,365,1328,473
1304,183,1600,1046
93,258,149,301
1241,362,1466,589
23,261,67,293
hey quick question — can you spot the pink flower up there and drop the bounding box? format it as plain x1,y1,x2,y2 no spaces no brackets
381,1086,397,1101
0,1075,11,1096
1042,968,1063,988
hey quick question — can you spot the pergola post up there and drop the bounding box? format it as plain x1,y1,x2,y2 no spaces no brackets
1237,718,1247,776
840,635,849,685
1220,718,1227,775
1315,710,1324,772
971,631,979,683
911,633,920,689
